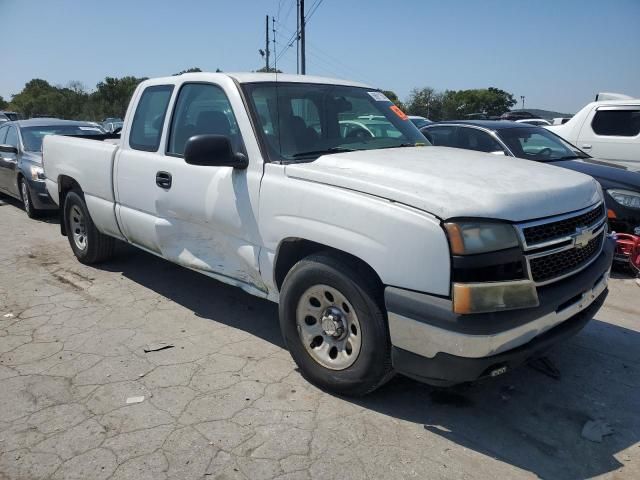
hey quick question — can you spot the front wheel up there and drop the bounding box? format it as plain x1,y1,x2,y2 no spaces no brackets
63,190,115,264
20,179,40,219
279,253,394,396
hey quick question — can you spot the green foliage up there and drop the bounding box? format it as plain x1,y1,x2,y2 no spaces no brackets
173,67,203,75
254,66,283,73
0,95,8,110
405,86,516,121
8,76,147,121
381,90,405,110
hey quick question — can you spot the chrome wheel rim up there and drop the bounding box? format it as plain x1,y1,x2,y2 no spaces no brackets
70,205,87,251
295,284,362,370
21,182,30,213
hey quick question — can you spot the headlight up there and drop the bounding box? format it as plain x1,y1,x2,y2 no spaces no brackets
30,165,45,181
444,221,519,255
608,189,640,210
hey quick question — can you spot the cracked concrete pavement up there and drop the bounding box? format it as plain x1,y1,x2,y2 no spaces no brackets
0,196,639,480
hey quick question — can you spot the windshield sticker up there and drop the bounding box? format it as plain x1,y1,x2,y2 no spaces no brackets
389,105,409,121
367,91,390,102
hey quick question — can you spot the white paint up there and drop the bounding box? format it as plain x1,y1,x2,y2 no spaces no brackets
546,97,640,164
43,72,603,301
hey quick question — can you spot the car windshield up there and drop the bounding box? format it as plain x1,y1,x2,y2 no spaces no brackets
410,118,432,129
498,126,589,161
21,125,105,151
242,82,429,161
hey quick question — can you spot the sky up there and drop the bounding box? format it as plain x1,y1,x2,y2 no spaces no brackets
1,0,639,114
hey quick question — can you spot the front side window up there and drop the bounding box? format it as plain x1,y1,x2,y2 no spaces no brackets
0,125,8,144
499,127,587,161
592,109,640,137
168,83,242,156
456,128,503,153
5,127,18,148
129,85,174,151
243,82,428,162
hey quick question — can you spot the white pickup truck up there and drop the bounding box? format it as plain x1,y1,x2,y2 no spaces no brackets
546,93,640,167
43,72,614,395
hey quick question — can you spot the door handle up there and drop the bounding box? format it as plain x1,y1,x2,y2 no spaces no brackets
582,144,592,150
156,171,172,189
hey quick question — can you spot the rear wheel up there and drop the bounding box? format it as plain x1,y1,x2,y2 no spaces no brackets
20,179,40,219
63,190,115,264
279,252,394,396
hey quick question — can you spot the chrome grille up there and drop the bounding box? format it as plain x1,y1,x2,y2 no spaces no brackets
522,203,605,247
529,231,604,283
517,203,606,285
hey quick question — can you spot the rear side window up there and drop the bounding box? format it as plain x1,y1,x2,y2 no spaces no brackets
423,126,457,147
129,85,174,151
591,109,640,137
167,83,242,156
0,126,8,144
456,127,503,153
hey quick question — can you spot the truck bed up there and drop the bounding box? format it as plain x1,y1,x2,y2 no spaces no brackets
43,134,124,239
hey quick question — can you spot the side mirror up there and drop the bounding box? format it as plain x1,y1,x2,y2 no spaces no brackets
0,144,18,154
184,134,248,169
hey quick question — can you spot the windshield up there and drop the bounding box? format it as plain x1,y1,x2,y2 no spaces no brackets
21,125,105,151
242,82,429,161
498,126,589,161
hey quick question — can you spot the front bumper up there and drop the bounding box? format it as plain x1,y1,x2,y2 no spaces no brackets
386,237,614,386
26,178,57,210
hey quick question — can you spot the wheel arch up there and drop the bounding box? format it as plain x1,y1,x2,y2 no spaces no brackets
273,238,384,296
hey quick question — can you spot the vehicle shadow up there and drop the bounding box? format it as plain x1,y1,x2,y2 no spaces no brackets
99,245,638,480
0,193,59,224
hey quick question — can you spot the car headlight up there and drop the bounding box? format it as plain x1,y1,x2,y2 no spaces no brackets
444,221,519,255
30,165,45,181
608,189,640,210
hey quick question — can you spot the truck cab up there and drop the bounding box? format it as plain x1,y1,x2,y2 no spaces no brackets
43,72,614,395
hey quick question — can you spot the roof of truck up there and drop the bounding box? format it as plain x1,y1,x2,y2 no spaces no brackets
148,71,373,89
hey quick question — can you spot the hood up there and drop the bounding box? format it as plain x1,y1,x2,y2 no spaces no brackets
285,147,601,222
22,151,43,165
552,158,640,190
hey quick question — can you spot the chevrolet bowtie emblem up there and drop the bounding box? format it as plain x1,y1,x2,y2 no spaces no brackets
574,226,593,249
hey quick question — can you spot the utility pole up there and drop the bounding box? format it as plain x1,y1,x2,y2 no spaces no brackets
265,15,270,71
296,0,300,74
299,0,306,74
521,95,525,111
272,17,277,71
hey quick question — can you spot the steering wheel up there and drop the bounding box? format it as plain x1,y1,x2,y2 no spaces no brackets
346,127,374,141
537,147,553,157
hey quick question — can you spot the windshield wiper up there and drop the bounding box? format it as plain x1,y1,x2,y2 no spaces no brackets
291,147,355,158
555,155,587,160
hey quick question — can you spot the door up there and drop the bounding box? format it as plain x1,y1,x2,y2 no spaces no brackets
577,106,640,162
158,82,265,290
116,81,266,292
0,126,20,196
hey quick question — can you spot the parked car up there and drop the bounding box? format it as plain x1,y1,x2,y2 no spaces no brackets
516,118,551,126
103,121,124,133
0,111,21,124
43,72,613,395
546,93,640,165
0,119,105,217
501,111,537,121
408,115,432,129
421,120,640,233
552,117,572,125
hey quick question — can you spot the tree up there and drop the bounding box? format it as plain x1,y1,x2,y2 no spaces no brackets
173,67,202,75
381,90,405,110
0,95,8,110
405,87,442,120
254,66,282,73
91,76,147,120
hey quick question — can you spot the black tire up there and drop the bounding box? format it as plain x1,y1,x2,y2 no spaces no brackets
279,252,394,396
20,178,40,219
63,190,115,264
